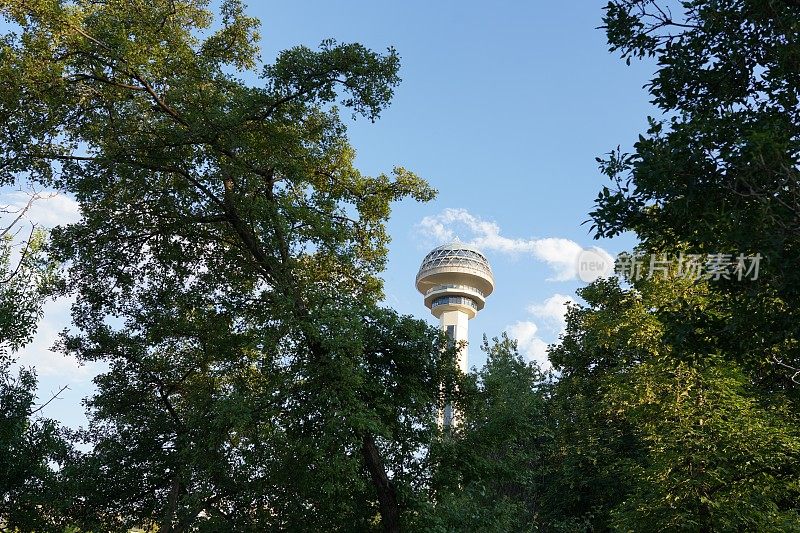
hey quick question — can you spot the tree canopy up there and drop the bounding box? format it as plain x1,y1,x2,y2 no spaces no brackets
2,0,800,531
1,0,440,530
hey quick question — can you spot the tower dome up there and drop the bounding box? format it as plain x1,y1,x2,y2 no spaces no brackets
415,241,494,319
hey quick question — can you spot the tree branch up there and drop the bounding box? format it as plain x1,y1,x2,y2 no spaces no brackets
29,384,69,415
772,355,800,385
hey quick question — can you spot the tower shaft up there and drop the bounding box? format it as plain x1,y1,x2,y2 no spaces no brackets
440,310,470,374
439,310,469,428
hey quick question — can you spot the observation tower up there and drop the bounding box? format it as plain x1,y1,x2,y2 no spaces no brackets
416,240,494,425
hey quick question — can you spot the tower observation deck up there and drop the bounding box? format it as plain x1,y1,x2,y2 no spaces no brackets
416,241,494,426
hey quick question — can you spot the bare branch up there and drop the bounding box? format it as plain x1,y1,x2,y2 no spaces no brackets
1,189,53,238
1,222,37,284
29,384,70,415
772,356,800,385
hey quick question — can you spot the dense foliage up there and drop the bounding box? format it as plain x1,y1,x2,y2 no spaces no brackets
1,0,441,530
549,275,800,530
574,0,800,528
2,0,800,531
0,204,68,532
594,0,800,393
425,335,553,532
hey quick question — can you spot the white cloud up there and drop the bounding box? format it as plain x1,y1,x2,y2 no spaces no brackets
416,208,602,281
506,320,550,369
505,293,578,370
416,214,455,243
527,239,584,282
1,189,81,229
13,296,98,381
528,293,574,333
10,295,102,430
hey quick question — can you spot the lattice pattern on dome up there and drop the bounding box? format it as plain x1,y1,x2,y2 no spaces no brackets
417,247,493,280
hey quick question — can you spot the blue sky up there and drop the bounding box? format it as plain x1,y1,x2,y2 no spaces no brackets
4,1,656,428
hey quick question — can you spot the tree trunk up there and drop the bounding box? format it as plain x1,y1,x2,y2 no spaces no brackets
361,433,401,532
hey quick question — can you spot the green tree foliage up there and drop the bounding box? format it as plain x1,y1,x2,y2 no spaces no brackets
550,274,800,530
566,3,800,524
0,361,72,533
511,1,800,529
0,0,438,530
0,201,69,533
1,211,56,353
5,1,800,530
596,0,800,249
424,335,553,532
593,0,800,393
64,305,450,532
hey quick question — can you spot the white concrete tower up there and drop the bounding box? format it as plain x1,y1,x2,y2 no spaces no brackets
415,241,494,426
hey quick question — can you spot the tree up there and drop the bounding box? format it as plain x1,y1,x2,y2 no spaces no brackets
563,1,800,528
0,360,72,533
592,0,800,392
0,0,436,530
425,335,553,532
64,305,449,532
549,273,800,530
0,194,70,533
0,193,57,353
